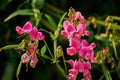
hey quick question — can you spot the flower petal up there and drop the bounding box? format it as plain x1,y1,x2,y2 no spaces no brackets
16,26,23,34
30,27,38,41
38,32,45,40
23,21,32,33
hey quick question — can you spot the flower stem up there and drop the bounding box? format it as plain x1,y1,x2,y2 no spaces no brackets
43,40,54,58
101,62,112,80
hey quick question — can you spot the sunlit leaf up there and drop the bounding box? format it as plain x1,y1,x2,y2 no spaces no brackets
4,9,34,22
45,14,57,30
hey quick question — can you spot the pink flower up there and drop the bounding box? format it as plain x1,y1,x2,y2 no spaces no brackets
69,60,84,72
61,21,75,37
75,12,84,23
67,68,78,80
77,24,90,37
38,32,45,40
30,54,38,68
30,27,45,41
69,39,80,51
28,44,36,54
16,26,24,34
83,61,91,70
67,47,77,56
79,40,96,62
16,21,32,34
30,27,38,40
21,53,31,63
23,21,32,33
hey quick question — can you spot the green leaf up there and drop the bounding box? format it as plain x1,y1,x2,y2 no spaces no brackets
0,44,19,51
32,0,44,9
41,45,46,56
57,12,67,31
94,35,104,41
45,14,57,30
16,61,22,79
4,9,34,22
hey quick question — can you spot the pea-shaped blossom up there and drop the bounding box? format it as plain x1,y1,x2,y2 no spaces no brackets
30,27,45,41
16,21,32,34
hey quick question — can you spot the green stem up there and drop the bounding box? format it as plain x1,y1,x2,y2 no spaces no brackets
96,19,120,30
101,62,112,80
43,40,54,58
54,39,57,60
62,54,67,73
56,63,66,78
111,38,118,59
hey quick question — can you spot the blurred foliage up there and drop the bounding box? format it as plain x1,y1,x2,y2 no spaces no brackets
1,0,120,80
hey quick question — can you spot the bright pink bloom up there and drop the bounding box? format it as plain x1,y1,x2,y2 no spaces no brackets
16,21,32,34
69,60,84,72
79,40,96,63
23,21,32,33
75,12,84,23
38,32,45,40
83,61,91,70
67,68,78,80
61,21,75,37
30,27,38,40
16,26,24,34
83,69,91,77
67,47,77,56
30,27,45,41
69,39,80,51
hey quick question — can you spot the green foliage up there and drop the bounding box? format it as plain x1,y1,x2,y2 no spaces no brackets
32,0,44,9
4,9,34,22
40,44,46,57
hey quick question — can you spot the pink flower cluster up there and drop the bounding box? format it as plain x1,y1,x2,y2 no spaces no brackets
21,44,38,68
16,21,45,68
16,21,45,41
61,11,97,80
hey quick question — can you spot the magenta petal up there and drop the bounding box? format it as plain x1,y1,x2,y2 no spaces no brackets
38,32,45,40
23,21,32,33
69,59,74,68
16,26,23,34
30,27,38,41
81,39,89,47
61,30,68,37
84,61,91,70
76,61,84,72
67,47,77,56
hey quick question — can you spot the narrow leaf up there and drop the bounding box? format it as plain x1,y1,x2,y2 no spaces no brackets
0,44,19,51
45,14,57,30
4,9,34,22
16,61,22,80
41,45,46,56
57,12,67,31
